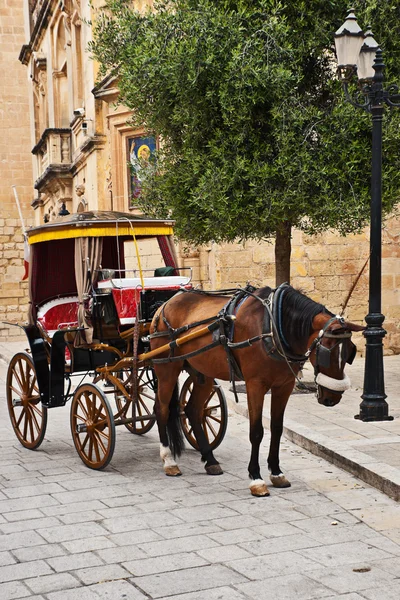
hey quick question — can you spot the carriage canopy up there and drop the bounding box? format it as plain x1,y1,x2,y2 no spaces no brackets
26,211,179,340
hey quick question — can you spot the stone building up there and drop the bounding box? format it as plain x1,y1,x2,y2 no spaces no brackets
0,0,34,341
13,0,400,352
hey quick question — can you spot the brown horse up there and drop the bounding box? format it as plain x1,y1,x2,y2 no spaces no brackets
149,284,363,496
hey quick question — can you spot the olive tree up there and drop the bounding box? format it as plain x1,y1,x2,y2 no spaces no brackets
90,0,400,284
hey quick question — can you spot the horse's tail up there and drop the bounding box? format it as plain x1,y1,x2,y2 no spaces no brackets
167,383,185,458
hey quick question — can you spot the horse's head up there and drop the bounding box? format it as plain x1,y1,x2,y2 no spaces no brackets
308,317,364,407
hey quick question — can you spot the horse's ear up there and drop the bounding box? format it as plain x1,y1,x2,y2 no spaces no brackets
342,321,365,332
330,321,365,334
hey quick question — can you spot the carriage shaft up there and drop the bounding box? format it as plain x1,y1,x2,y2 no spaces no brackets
138,324,214,362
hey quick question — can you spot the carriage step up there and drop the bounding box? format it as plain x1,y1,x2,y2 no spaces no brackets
12,398,22,407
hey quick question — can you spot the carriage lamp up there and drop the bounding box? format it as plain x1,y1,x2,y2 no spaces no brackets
334,8,400,421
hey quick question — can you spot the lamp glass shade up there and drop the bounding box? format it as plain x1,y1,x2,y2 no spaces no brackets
357,29,379,80
334,10,364,66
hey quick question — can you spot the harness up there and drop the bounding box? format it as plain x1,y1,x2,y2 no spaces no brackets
149,283,354,397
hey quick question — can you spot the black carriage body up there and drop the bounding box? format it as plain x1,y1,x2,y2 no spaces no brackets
23,324,122,408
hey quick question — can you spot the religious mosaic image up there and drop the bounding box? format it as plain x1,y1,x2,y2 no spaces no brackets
128,135,157,205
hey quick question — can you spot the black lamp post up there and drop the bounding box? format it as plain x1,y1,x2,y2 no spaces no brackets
334,8,399,421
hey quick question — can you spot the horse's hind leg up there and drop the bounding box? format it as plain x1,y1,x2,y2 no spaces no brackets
246,379,270,497
184,376,223,475
154,363,184,477
268,382,293,488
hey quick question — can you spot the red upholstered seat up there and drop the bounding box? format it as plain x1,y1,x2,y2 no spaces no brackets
97,277,192,325
37,297,79,337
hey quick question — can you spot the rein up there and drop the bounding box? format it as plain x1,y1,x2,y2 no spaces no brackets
149,284,351,395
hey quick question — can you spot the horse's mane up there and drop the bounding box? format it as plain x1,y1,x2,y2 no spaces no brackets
256,285,330,347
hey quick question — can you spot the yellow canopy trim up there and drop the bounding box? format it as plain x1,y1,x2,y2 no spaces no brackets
28,224,174,244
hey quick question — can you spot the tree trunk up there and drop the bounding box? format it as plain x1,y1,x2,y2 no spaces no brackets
275,221,291,286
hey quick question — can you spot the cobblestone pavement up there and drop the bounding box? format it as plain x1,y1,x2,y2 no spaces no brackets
1,358,400,600
224,355,400,501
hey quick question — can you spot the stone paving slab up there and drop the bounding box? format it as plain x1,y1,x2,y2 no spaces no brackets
1,343,400,599
222,354,400,502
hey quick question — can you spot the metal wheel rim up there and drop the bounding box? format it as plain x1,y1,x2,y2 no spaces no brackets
114,367,156,434
71,383,116,469
6,352,47,450
180,376,228,451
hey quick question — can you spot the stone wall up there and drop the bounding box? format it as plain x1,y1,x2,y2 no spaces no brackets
190,215,400,355
0,0,33,341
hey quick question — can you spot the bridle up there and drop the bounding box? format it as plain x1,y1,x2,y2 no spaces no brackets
248,286,356,394
306,315,356,396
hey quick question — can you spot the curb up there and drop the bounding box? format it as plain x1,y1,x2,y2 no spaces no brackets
227,397,400,503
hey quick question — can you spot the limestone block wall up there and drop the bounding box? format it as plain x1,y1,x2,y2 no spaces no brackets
0,0,34,341
195,215,400,355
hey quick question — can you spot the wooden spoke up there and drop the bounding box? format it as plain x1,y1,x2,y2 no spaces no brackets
71,383,115,470
88,437,94,462
93,436,101,463
80,433,90,453
10,384,22,397
207,413,223,424
13,367,24,393
138,390,157,403
28,411,35,442
94,430,107,454
92,402,104,423
29,406,41,434
77,397,90,419
18,359,26,388
180,376,228,451
204,418,218,438
72,413,86,423
30,402,43,416
137,397,152,416
22,410,29,440
16,407,26,429
114,366,156,435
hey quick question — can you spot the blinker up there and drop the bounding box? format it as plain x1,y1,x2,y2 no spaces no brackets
316,344,331,369
347,341,357,365
316,337,356,369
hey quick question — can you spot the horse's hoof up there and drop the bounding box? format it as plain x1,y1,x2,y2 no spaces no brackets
205,464,223,476
164,465,182,477
249,479,270,497
270,474,291,488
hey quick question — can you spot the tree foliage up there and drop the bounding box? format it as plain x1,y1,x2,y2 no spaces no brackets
90,0,400,246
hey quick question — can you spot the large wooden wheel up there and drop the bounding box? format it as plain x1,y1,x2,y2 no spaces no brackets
114,366,156,434
70,383,115,470
6,352,47,450
179,376,228,451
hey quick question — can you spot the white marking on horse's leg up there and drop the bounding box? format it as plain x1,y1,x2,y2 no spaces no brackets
249,478,270,497
160,444,182,476
269,473,291,488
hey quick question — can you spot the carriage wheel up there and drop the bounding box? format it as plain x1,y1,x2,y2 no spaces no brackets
6,352,47,450
114,366,156,434
179,376,228,451
71,383,115,470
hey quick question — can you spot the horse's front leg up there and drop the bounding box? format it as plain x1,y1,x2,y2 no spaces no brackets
268,380,294,488
184,376,223,475
154,364,183,477
246,378,269,497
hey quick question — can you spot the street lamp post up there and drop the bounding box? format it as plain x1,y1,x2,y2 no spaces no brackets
334,8,400,421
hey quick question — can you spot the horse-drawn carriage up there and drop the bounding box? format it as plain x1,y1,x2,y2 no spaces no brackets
6,211,227,469
6,209,362,496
